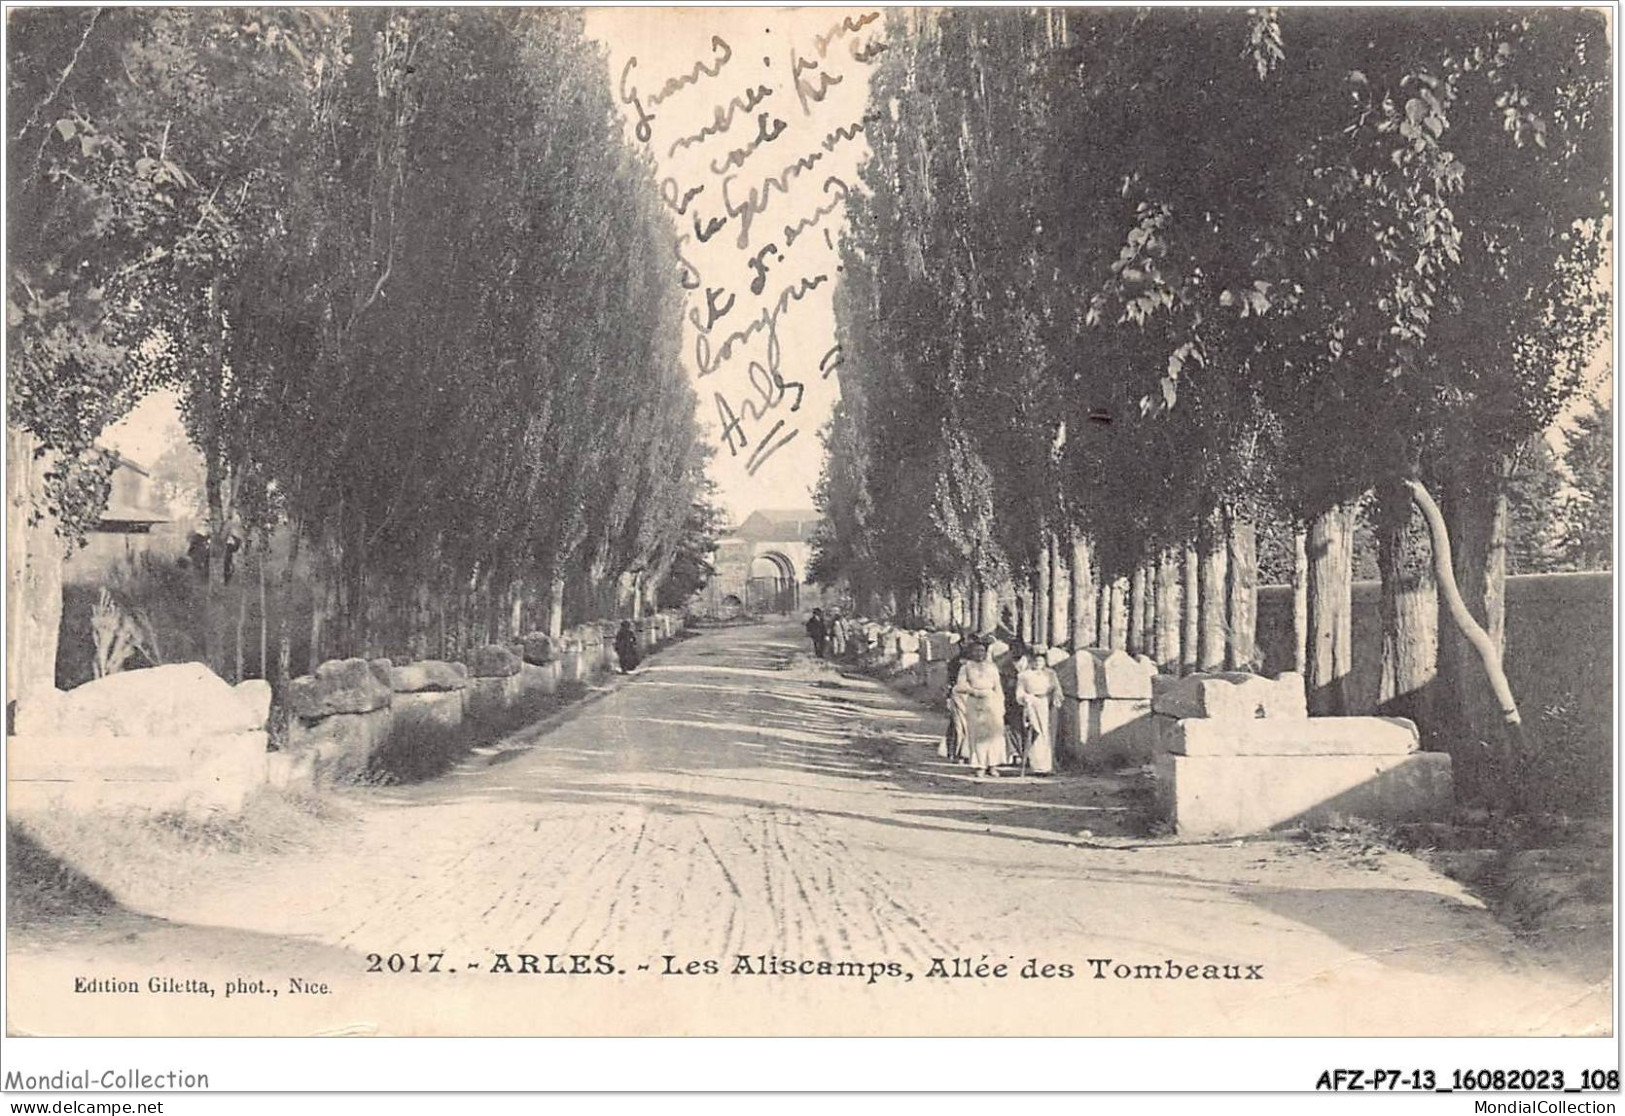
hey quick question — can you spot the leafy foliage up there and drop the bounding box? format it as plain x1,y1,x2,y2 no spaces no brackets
9,10,708,672
817,7,1609,627
1557,399,1612,570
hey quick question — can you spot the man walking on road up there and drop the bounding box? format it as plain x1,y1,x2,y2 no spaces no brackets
805,608,828,658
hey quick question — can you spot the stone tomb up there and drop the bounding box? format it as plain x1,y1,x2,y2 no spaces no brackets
520,660,562,697
284,658,395,781
1151,671,1453,837
917,631,959,693
893,630,921,674
1056,648,1158,768
388,659,468,734
9,663,271,816
521,631,556,666
466,643,523,721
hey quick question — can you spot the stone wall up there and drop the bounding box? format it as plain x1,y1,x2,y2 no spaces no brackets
11,609,689,814
1256,571,1611,735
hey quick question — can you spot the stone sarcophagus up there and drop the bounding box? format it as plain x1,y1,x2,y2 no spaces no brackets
10,662,272,815
387,659,468,734
465,643,523,721
520,660,561,697
1056,648,1158,768
285,657,395,780
893,629,921,673
1151,671,1452,837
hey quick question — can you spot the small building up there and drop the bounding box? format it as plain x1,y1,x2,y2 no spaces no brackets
62,453,171,586
702,508,826,617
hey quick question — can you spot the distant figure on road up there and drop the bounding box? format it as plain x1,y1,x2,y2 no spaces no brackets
1016,644,1064,775
827,610,847,658
805,608,828,658
614,620,641,674
951,640,1007,777
938,632,973,763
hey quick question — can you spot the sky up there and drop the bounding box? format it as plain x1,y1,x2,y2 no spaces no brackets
97,8,1611,519
582,7,879,523
107,8,881,527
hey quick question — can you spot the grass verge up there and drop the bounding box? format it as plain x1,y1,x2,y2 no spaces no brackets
7,786,349,929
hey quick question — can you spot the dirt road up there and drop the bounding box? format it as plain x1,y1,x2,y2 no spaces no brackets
8,623,1610,1036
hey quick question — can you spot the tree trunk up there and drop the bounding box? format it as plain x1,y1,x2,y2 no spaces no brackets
1109,576,1129,651
1155,548,1181,674
978,582,999,637
1225,510,1258,671
1128,565,1148,656
1033,556,1050,647
1069,534,1094,651
5,427,65,720
257,543,268,680
1048,535,1067,648
277,521,301,688
1181,544,1199,675
547,573,566,639
1434,458,1515,802
309,539,326,672
1306,502,1356,715
436,589,447,660
234,572,247,684
1409,476,1524,801
1197,510,1228,672
1017,581,1034,645
1141,562,1156,655
1376,478,1437,731
1437,460,1509,743
1291,528,1308,676
200,275,231,677
1096,582,1111,649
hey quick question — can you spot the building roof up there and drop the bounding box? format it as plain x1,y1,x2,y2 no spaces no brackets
99,501,168,525
108,450,150,477
734,508,820,541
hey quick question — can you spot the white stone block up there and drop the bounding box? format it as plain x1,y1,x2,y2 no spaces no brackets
18,663,268,738
1155,751,1453,838
1151,671,1307,721
234,679,273,730
559,649,585,682
1164,716,1418,757
9,731,269,815
1059,648,1156,700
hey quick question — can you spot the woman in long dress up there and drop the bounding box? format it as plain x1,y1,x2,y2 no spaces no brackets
939,634,971,762
951,641,1008,777
1016,644,1064,775
613,619,641,673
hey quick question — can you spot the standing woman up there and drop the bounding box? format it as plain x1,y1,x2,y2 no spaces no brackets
1017,645,1065,775
614,619,641,674
828,610,847,658
951,640,1008,777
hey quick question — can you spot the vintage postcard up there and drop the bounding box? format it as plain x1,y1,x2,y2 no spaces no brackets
3,3,1615,1060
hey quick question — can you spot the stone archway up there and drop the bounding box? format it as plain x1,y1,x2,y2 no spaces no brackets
747,550,799,615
